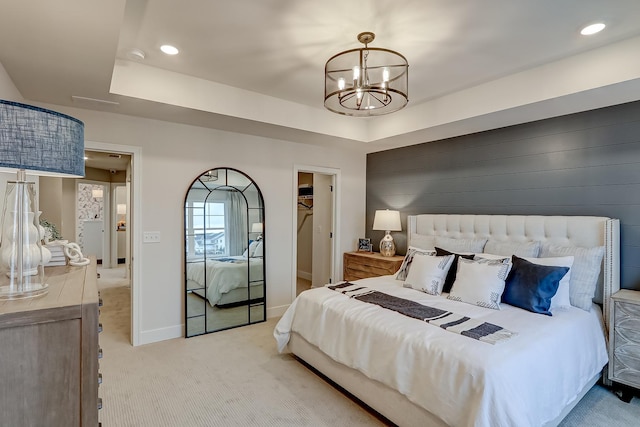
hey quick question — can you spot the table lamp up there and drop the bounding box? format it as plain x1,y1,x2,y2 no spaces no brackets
372,209,401,256
0,100,84,299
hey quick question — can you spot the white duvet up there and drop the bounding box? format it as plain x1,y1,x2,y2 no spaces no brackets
274,275,608,427
186,257,263,305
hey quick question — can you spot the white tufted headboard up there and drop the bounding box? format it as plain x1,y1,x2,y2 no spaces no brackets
407,214,620,327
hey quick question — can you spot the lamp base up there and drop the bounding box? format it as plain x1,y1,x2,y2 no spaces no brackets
0,282,48,300
379,232,396,257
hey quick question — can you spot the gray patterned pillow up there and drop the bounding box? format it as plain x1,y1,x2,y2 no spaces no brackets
435,236,487,253
539,243,605,311
395,246,436,281
484,240,541,258
447,257,511,310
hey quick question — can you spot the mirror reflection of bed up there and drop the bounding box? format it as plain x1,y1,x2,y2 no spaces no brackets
184,168,265,337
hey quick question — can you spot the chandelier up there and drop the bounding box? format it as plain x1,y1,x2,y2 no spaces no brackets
324,32,408,117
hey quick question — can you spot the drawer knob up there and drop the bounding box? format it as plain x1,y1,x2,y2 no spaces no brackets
98,373,102,385
98,347,103,359
98,397,103,410
98,323,103,333
99,297,103,307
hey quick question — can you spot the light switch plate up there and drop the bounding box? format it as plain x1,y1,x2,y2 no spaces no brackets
143,231,161,243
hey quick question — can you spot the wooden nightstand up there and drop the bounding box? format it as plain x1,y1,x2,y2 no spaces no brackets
609,289,640,401
343,251,404,281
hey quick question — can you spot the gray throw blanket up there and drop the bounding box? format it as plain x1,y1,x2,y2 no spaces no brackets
328,282,516,344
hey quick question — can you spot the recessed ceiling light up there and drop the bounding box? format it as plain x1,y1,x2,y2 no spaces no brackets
160,44,179,55
580,23,606,36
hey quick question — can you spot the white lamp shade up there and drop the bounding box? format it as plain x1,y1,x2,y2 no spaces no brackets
251,223,263,233
372,210,401,231
117,204,126,215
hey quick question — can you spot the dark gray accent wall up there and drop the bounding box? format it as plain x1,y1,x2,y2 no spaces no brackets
367,100,640,290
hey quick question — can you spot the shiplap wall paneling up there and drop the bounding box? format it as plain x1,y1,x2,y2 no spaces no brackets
367,100,640,290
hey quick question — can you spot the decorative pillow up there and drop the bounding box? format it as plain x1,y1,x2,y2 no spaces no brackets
521,255,574,309
395,246,436,281
447,257,511,310
434,236,487,253
408,234,436,251
474,253,510,261
252,241,264,258
484,240,541,258
403,253,454,295
502,256,569,316
243,240,259,257
435,247,475,293
539,243,605,311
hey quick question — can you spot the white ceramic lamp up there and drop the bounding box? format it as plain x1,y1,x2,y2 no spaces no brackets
372,209,401,257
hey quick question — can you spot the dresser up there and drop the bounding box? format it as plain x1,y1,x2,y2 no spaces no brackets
0,260,100,426
343,251,404,281
609,289,640,401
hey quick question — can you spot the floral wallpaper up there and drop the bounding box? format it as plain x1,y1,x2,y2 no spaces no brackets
77,183,104,249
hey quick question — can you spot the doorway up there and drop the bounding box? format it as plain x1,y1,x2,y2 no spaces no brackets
82,142,140,346
293,165,340,299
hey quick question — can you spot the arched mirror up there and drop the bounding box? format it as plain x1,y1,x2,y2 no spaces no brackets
184,168,265,337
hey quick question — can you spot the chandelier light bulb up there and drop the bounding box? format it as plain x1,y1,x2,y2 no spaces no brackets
382,68,390,82
338,78,345,90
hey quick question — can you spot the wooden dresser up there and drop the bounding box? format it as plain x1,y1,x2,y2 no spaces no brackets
343,251,404,281
609,289,640,401
0,260,100,426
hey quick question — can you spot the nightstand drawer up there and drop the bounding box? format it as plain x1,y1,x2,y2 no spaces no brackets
343,252,404,281
610,290,640,390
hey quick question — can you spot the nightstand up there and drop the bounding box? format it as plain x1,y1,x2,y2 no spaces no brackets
609,289,640,402
343,251,404,281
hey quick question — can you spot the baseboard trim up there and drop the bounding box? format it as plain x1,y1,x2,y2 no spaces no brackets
297,271,312,281
139,324,182,345
268,304,289,319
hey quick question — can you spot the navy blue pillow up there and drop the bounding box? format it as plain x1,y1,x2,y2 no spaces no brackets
434,247,475,293
503,255,569,316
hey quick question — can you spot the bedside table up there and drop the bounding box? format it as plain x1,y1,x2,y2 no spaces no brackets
609,289,640,401
343,251,404,281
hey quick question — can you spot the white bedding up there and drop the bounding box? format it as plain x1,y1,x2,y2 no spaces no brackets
274,275,608,427
186,256,263,306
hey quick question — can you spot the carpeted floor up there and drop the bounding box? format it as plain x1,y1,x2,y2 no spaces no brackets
98,283,640,426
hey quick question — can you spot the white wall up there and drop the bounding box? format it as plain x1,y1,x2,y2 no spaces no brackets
33,104,367,344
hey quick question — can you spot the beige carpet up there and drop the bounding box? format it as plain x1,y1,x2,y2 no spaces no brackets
98,285,640,427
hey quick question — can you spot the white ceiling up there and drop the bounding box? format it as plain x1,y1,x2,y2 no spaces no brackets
2,0,640,152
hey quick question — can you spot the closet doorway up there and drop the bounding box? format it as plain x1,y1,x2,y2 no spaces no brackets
293,166,339,298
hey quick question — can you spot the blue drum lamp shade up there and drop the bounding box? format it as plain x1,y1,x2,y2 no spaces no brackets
0,100,85,177
0,99,85,299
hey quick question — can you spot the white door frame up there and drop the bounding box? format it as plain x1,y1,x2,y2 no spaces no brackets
292,165,340,301
85,140,142,346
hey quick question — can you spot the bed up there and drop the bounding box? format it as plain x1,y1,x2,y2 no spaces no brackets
275,214,620,427
186,255,264,307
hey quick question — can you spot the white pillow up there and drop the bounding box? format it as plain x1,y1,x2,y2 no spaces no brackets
244,240,259,257
403,253,454,295
408,234,435,251
252,241,264,258
435,236,487,253
484,240,541,258
521,255,574,309
448,258,511,310
395,246,436,281
539,244,605,311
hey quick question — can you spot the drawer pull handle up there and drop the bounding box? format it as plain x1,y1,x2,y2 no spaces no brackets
98,323,103,333
98,373,102,385
98,397,103,410
98,347,103,359
99,297,103,307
